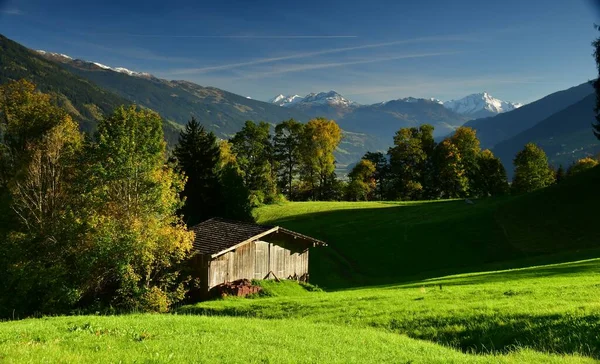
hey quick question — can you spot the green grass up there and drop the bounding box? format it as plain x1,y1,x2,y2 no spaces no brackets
2,260,600,363
181,258,600,359
1,314,593,363
254,167,600,289
3,168,600,362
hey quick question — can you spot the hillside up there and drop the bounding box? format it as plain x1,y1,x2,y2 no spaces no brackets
0,34,184,144
33,51,382,166
0,34,128,132
463,82,594,149
255,167,600,288
493,94,600,176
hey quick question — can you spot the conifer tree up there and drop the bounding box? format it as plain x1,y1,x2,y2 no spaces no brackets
174,117,220,225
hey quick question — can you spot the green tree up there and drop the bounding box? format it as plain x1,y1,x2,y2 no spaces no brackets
215,140,253,221
567,157,599,176
0,80,84,315
173,117,220,226
431,139,468,199
299,118,342,200
450,127,481,195
474,149,509,196
362,151,390,200
346,159,377,201
230,121,275,204
81,105,193,312
387,124,435,200
273,119,304,199
512,143,556,194
555,164,566,183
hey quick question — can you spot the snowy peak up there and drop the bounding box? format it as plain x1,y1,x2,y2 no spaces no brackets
443,92,522,117
269,90,357,108
268,94,304,107
35,50,153,78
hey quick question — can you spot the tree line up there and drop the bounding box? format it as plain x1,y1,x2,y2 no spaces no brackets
2,79,598,317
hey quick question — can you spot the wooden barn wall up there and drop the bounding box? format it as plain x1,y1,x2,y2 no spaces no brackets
207,238,310,289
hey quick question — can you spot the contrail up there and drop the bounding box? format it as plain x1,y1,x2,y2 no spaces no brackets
169,36,472,75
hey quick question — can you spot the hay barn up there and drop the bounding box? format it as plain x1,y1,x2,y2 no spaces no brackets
190,218,327,295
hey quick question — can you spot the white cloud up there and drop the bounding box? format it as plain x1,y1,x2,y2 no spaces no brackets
1,8,22,15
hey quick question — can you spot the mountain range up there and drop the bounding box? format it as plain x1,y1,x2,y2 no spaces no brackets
1,33,599,177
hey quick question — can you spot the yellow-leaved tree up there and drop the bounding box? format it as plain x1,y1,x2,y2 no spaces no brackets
80,105,194,312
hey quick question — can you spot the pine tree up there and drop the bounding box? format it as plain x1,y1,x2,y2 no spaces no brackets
273,119,304,199
173,117,220,226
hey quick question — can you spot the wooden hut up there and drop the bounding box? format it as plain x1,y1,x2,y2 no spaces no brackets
190,218,327,295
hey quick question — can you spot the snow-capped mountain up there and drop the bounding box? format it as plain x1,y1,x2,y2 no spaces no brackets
269,91,357,108
442,92,522,119
36,50,153,78
269,94,304,107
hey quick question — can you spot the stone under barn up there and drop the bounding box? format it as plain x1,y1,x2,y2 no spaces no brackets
190,218,327,296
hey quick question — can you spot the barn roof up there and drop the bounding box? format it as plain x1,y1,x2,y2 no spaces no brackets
191,217,326,257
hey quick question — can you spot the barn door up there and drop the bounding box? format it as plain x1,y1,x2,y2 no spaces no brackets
269,243,286,279
254,241,269,279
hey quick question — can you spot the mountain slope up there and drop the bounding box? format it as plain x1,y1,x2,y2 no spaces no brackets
443,92,522,119
492,94,600,177
0,34,129,132
52,59,310,137
462,82,594,149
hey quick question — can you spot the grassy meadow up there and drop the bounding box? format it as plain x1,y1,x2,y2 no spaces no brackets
2,167,600,363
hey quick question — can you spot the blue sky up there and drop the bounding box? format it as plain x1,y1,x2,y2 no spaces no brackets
1,0,600,104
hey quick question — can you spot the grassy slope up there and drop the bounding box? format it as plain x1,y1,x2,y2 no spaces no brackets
182,258,600,359
255,167,600,288
2,260,599,363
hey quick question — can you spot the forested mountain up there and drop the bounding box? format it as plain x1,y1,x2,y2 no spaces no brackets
492,93,600,177
462,82,594,149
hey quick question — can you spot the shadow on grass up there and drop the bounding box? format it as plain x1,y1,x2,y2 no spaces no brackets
386,312,600,359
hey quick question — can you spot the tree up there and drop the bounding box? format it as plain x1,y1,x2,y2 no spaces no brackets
273,119,304,199
0,80,84,315
430,139,468,198
230,121,275,204
592,25,600,140
512,143,556,193
555,165,566,183
473,149,509,196
215,140,252,221
450,127,481,195
81,105,193,312
299,118,342,200
363,151,390,200
173,117,220,226
567,157,599,176
387,124,435,200
346,159,377,201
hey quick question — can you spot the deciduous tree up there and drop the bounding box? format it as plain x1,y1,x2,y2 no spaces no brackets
299,118,342,200
512,143,556,193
